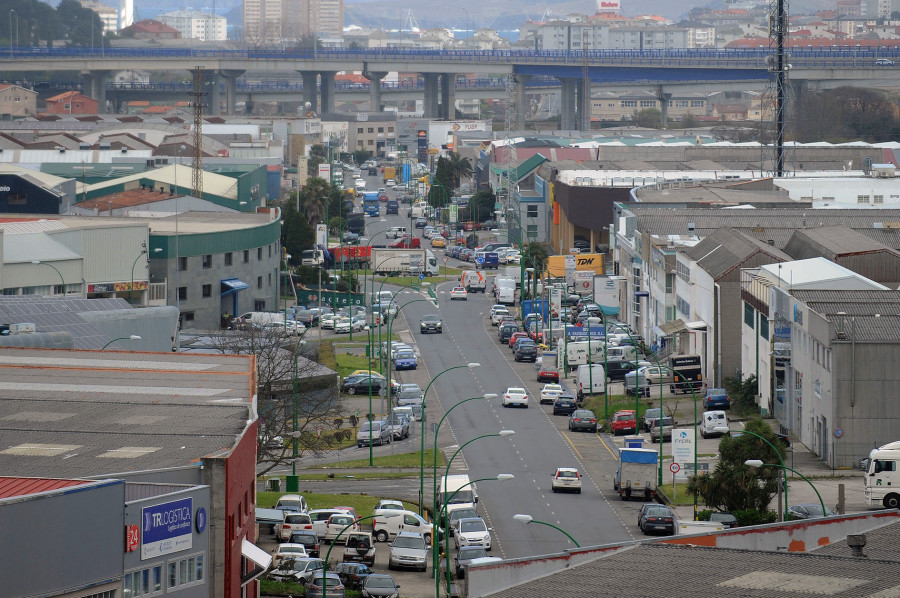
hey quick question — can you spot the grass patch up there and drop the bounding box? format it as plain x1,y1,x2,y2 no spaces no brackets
334,353,377,378
257,491,419,515
292,472,421,481
657,482,696,506
316,448,444,469
318,341,337,371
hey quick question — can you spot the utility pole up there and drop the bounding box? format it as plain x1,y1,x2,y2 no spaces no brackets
191,66,205,199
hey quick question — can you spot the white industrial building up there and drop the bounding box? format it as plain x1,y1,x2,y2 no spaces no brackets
157,10,227,41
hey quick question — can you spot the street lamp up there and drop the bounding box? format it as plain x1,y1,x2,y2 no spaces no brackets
131,245,162,302
9,10,15,59
437,474,513,594
745,460,826,519
32,260,66,295
416,362,480,514
322,515,377,598
737,429,789,521
430,393,496,577
101,335,141,350
513,514,580,547
289,334,309,478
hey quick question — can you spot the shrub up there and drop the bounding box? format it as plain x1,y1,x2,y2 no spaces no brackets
734,508,778,527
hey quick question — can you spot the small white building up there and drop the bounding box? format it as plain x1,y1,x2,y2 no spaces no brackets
157,10,227,41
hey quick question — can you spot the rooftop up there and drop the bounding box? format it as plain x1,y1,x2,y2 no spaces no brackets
759,257,889,290
784,225,900,260
683,227,791,279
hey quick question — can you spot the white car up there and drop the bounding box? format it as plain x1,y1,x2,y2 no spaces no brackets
272,543,309,566
454,517,492,551
386,178,396,187
335,316,366,334
320,313,339,329
450,287,468,301
539,384,564,405
551,467,583,494
502,387,529,408
490,307,511,326
505,250,521,264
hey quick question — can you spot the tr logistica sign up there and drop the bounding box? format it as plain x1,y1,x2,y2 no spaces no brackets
141,497,193,560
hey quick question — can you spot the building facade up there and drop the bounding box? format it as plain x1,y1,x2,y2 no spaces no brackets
0,84,38,119
157,10,227,41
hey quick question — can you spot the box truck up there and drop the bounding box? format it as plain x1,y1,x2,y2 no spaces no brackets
370,248,438,276
614,448,658,501
461,270,486,293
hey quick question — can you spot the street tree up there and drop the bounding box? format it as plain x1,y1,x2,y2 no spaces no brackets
448,152,473,188
687,417,783,514
307,144,328,177
202,327,345,475
522,242,549,275
427,157,452,208
298,177,333,227
281,199,315,263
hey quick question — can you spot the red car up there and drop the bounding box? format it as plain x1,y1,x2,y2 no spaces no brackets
508,331,529,349
389,236,421,249
537,365,559,383
378,193,389,202
610,410,637,436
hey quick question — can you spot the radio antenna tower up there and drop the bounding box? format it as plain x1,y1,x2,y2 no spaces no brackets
762,0,791,176
190,66,205,200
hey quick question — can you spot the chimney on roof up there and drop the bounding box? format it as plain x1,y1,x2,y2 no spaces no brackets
847,534,867,558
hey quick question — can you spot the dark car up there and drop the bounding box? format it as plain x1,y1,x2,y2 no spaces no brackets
552,395,578,416
296,310,320,327
288,530,321,558
638,504,675,535
787,503,834,520
420,314,443,334
605,359,640,382
385,199,399,215
499,323,519,343
454,546,499,579
414,217,428,228
341,375,393,395
708,512,739,529
360,574,400,598
569,409,598,432
514,341,537,362
368,167,377,175
333,562,372,590
703,388,731,410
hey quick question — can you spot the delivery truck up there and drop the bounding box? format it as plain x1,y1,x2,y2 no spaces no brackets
614,447,658,501
558,341,607,371
461,270,487,293
864,441,900,508
370,248,438,276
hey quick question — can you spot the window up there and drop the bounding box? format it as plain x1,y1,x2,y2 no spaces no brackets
874,460,897,473
745,303,755,328
254,300,266,311
388,127,395,133
243,250,250,263
257,247,263,260
183,312,194,322
858,195,868,204
178,287,187,301
621,100,637,107
202,284,211,297
124,565,163,597
640,100,656,108
164,552,205,590
378,127,384,133
178,257,188,271
257,276,263,289
760,316,769,340
225,252,233,266
268,245,273,257
357,128,363,134
874,195,884,204
691,100,704,107
368,127,374,133
526,224,538,238
202,254,212,269
526,204,538,217
267,273,272,286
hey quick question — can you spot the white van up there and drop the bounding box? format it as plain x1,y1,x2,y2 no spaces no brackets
606,345,639,362
700,411,729,438
238,311,288,328
372,509,435,543
576,364,606,401
437,474,478,524
387,226,408,239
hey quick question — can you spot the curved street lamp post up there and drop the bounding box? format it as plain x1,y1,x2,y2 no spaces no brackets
745,460,825,519
100,335,141,350
512,514,580,548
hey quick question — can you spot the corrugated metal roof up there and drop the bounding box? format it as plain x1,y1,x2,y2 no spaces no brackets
759,257,889,290
683,228,790,279
0,163,71,187
3,232,81,263
784,226,899,260
0,296,133,350
0,476,92,499
0,218,67,234
86,164,238,200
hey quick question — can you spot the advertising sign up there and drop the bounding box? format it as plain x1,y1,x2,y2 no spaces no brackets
565,324,605,341
417,130,428,164
449,204,458,224
550,287,562,320
300,290,365,307
549,253,603,278
315,224,327,247
126,525,140,552
671,428,695,481
141,497,192,560
318,163,331,181
593,275,623,311
574,271,593,295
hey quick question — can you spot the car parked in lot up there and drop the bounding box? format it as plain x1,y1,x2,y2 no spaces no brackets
393,349,418,370
569,409,598,432
514,341,537,362
450,287,468,300
638,504,676,535
551,467,582,493
454,547,501,579
333,562,372,590
388,531,429,571
537,363,559,383
341,375,397,396
502,387,529,408
419,313,443,334
552,395,578,416
703,388,731,409
275,493,309,514
360,574,401,598
383,413,410,440
373,499,405,515
455,517,492,550
641,408,662,432
357,421,392,447
288,530,320,557
343,531,376,566
649,416,675,443
610,410,637,436
305,573,345,598
508,331,529,349
276,511,314,541
269,557,325,583
787,503,834,519
539,383,563,405
708,512,739,528
273,543,309,566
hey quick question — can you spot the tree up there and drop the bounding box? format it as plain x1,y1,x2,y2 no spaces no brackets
56,0,100,47
202,327,345,475
447,152,473,188
282,198,315,261
307,144,328,177
427,157,452,208
467,189,495,224
723,372,759,415
635,108,662,128
687,418,783,514
352,150,372,165
522,242,549,275
680,113,699,129
298,177,333,227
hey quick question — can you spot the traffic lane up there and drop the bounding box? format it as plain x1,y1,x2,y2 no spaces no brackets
405,287,634,556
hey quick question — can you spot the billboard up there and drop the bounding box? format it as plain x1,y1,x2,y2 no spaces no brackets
550,287,562,320
597,0,621,11
141,497,193,560
672,428,695,481
548,253,604,278
316,224,328,247
318,163,331,181
594,275,623,311
574,271,594,295
417,130,428,164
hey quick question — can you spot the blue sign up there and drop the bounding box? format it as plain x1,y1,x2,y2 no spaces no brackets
419,273,425,280
565,325,605,341
476,257,484,264
196,507,207,533
141,497,193,560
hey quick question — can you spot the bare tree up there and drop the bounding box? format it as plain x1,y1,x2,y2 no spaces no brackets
202,326,346,475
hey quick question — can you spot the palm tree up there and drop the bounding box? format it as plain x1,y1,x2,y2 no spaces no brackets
522,242,549,276
448,152,473,188
299,177,332,227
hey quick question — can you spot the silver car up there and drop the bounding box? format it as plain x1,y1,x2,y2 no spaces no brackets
388,531,429,572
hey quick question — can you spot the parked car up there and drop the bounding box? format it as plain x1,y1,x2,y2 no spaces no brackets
569,409,598,432
269,557,325,583
540,384,564,405
649,416,675,443
373,499,406,515
498,323,519,344
490,306,511,325
552,395,578,416
288,530,321,557
357,421,392,447
360,574,401,598
787,503,834,520
448,507,479,537
537,363,559,383
393,349,418,371
454,517,492,551
333,562,372,590
396,383,424,406
454,547,501,579
388,531,429,572
703,388,731,410
551,467,582,493
383,413,410,440
514,341,537,362
305,572,345,598
708,512,739,528
638,504,676,535
610,410,637,436
272,543,309,566
276,494,309,514
276,511,314,542
641,408,662,432
343,531,376,566
322,513,359,543
296,310,321,327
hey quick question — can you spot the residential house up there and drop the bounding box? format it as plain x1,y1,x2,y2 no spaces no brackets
0,84,38,119
44,91,99,115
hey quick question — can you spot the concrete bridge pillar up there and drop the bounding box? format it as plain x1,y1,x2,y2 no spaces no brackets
300,71,318,113
423,74,440,118
220,70,244,116
576,77,592,131
320,72,336,114
558,77,577,131
515,74,531,131
657,88,672,128
363,70,387,112
83,71,109,113
439,73,457,120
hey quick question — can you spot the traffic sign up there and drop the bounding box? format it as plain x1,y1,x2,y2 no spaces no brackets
834,428,844,438
669,463,681,474
419,273,425,280
476,257,485,264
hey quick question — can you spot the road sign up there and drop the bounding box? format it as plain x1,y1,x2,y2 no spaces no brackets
476,257,484,265
669,463,681,474
672,428,695,480
427,148,440,154
834,428,844,438
419,273,425,280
